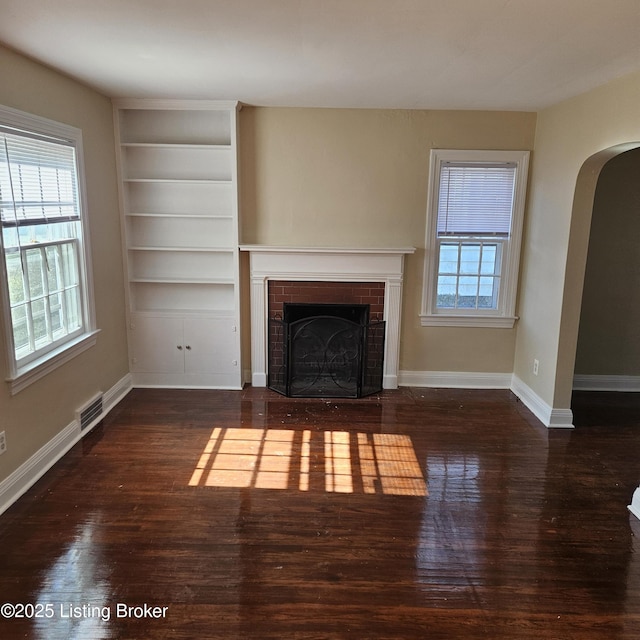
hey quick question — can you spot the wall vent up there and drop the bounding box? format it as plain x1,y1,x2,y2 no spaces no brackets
77,393,104,431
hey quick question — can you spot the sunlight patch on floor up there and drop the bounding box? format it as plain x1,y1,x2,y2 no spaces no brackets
189,427,427,496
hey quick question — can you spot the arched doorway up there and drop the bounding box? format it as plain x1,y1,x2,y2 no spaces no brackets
571,147,640,424
554,143,640,422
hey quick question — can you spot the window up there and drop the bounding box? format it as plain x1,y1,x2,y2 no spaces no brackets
0,105,97,392
421,149,529,328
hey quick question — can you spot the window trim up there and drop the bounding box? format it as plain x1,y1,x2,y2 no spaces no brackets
420,149,530,328
0,104,98,393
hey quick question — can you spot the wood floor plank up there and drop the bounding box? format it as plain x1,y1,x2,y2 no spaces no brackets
1,387,640,638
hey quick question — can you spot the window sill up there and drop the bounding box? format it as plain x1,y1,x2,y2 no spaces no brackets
6,330,100,395
420,314,518,329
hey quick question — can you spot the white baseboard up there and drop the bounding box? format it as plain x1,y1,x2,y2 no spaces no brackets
398,370,574,429
511,374,574,429
398,370,513,389
573,374,640,392
104,373,132,410
0,373,133,517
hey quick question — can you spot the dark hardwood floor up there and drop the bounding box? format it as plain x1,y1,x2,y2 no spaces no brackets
1,386,640,639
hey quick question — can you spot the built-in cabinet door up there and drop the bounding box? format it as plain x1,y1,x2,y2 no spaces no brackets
131,316,183,373
183,317,239,376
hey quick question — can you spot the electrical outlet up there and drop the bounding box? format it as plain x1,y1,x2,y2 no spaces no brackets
0,431,6,455
533,359,539,376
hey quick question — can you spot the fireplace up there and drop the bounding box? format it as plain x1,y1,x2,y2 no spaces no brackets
269,302,385,398
240,246,415,390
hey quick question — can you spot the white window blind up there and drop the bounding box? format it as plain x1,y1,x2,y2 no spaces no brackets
0,128,80,228
437,162,516,236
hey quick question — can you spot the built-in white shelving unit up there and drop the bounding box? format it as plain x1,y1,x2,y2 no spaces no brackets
113,99,242,389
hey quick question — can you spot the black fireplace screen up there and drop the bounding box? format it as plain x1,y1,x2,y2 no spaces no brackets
268,304,385,398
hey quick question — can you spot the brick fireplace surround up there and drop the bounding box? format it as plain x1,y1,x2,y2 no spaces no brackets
269,281,386,320
240,246,415,390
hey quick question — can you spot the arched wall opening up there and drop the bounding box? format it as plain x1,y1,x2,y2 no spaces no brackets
573,148,640,398
554,143,640,417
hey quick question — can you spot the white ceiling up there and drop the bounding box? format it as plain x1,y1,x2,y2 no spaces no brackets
1,0,640,111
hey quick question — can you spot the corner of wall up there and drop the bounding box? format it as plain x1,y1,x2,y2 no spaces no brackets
510,374,574,428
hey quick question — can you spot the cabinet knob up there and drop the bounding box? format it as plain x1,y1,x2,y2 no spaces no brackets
185,345,192,350
177,345,183,350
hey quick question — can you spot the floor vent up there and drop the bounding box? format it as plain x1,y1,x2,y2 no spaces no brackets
77,393,104,431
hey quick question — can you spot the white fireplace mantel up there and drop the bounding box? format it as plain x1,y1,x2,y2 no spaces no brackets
240,245,415,390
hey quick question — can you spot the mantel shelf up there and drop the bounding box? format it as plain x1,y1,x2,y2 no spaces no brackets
240,245,416,255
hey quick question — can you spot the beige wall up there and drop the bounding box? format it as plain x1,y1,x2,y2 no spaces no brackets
514,69,640,410
574,149,640,377
0,46,128,479
240,107,536,374
4,42,638,443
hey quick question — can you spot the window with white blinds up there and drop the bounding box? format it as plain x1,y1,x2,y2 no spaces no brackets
437,162,516,237
0,105,97,391
0,129,81,228
421,150,529,328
